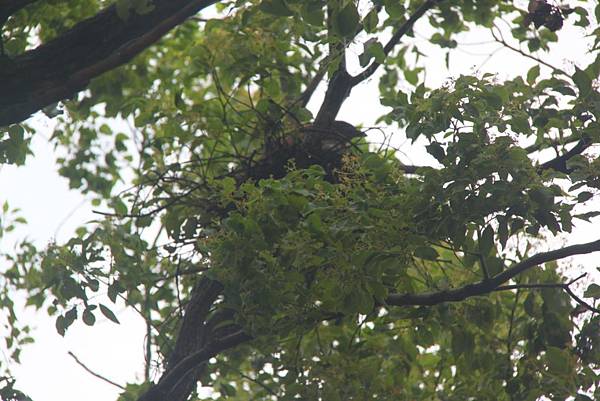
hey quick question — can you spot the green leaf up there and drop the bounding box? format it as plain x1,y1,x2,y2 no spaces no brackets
55,315,66,337
485,256,504,276
384,1,404,19
100,304,120,324
524,292,538,317
259,0,293,16
300,4,323,26
584,283,600,299
425,142,445,161
573,6,589,27
82,308,96,326
510,114,531,134
7,124,24,140
55,307,78,336
359,39,385,67
554,85,577,96
345,287,374,315
572,67,592,98
333,3,360,38
219,383,237,397
482,90,503,109
479,225,494,255
560,209,573,233
529,187,554,205
363,8,379,33
497,215,509,249
414,246,439,261
451,328,474,356
357,288,375,314
113,198,128,215
527,65,540,84
65,307,77,325
182,217,198,238
108,281,124,303
306,213,324,237
577,191,593,203
546,346,571,375
404,68,421,86
323,386,342,401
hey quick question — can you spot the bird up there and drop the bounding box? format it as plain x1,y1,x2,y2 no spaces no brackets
299,120,365,154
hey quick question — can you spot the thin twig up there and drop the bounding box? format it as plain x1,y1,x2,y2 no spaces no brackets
93,181,206,218
477,228,490,280
144,286,153,382
68,351,125,390
525,134,583,155
386,238,600,306
224,364,278,396
142,220,162,383
494,273,600,314
490,25,567,76
564,281,600,314
351,0,441,85
495,282,566,291
505,289,520,381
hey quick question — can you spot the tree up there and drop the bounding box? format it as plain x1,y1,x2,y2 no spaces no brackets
2,0,600,400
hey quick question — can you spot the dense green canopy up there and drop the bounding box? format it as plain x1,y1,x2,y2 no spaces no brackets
2,0,600,400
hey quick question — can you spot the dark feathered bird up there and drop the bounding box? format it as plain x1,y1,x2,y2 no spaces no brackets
300,120,365,153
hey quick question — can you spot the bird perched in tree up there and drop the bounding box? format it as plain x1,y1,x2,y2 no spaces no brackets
299,120,365,154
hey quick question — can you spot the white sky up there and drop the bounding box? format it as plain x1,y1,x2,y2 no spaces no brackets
1,8,599,401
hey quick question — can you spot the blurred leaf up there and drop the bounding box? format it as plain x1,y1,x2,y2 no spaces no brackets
100,304,120,324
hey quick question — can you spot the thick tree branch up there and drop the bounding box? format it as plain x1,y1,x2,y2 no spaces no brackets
295,4,385,109
0,0,220,127
395,136,592,175
136,277,244,401
313,68,352,127
138,331,252,401
539,137,592,173
399,134,593,175
351,0,440,86
163,277,224,401
297,62,327,108
386,238,600,306
312,0,440,127
313,4,350,127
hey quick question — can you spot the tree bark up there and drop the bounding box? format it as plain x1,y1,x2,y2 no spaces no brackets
163,278,223,401
137,277,250,401
0,0,220,127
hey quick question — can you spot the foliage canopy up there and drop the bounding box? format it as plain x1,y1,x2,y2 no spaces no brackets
2,0,600,400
